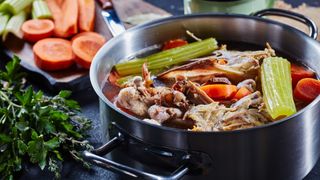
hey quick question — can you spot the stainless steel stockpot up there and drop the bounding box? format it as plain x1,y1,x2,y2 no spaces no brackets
84,9,320,180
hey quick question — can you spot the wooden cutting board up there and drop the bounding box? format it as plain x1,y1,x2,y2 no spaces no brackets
1,0,169,92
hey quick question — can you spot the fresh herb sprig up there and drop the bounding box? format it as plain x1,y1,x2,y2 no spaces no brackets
0,56,93,179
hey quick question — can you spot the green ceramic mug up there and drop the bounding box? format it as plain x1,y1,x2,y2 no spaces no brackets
184,0,275,14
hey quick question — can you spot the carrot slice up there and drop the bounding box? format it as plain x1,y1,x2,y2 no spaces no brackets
162,39,188,50
22,19,54,43
233,87,252,100
294,78,320,103
71,32,105,43
72,36,106,69
33,38,75,71
78,0,95,32
200,84,238,100
291,64,315,88
46,0,78,38
46,0,63,36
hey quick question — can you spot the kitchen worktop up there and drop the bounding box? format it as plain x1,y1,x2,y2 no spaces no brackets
2,0,319,179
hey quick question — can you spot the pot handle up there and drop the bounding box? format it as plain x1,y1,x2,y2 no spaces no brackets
82,133,190,179
252,8,318,40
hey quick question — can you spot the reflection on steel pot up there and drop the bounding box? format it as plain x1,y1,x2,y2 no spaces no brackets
84,9,320,180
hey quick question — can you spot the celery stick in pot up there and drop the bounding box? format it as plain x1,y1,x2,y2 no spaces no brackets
115,38,218,76
261,57,296,120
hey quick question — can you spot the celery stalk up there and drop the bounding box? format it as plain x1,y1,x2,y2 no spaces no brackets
0,13,10,35
115,38,218,76
32,0,52,19
0,0,33,14
2,10,26,41
261,57,296,120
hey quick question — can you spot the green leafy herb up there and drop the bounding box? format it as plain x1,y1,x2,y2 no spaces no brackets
0,56,93,179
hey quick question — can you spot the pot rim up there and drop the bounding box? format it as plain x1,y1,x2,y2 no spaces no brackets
90,13,320,135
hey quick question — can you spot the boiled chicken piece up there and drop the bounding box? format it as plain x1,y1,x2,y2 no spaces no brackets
184,102,230,131
117,76,190,117
185,91,272,131
149,86,190,110
236,79,256,92
117,86,151,117
222,109,270,131
172,78,214,105
158,45,275,84
117,76,154,116
204,77,231,85
158,58,247,84
231,91,263,109
148,105,183,123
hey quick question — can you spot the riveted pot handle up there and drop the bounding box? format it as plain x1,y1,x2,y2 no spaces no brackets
82,133,190,179
252,8,318,40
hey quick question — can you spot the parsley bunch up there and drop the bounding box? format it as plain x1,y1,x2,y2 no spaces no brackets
0,56,93,179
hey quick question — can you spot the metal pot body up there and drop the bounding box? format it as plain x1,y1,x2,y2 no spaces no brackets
90,14,320,180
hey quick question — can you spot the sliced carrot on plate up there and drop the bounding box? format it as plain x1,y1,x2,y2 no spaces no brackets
33,38,75,71
294,78,320,103
46,0,78,38
22,19,54,43
71,31,105,43
78,0,95,32
72,36,106,69
200,84,238,100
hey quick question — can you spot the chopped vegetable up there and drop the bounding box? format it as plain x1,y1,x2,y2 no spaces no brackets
71,31,105,43
32,0,52,19
291,64,315,88
72,36,106,69
261,57,296,120
0,0,33,14
233,87,252,100
0,13,10,35
162,39,188,50
0,57,92,179
22,19,54,42
2,10,26,41
294,78,320,102
46,0,78,37
78,0,95,32
115,38,218,76
200,84,238,100
33,38,75,71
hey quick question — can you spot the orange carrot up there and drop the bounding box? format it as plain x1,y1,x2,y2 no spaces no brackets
200,84,238,100
291,64,315,88
46,0,64,36
46,0,78,38
78,0,95,32
72,36,106,69
33,38,75,71
71,31,105,43
22,19,54,43
233,87,252,100
60,0,78,37
294,78,320,102
162,39,188,50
